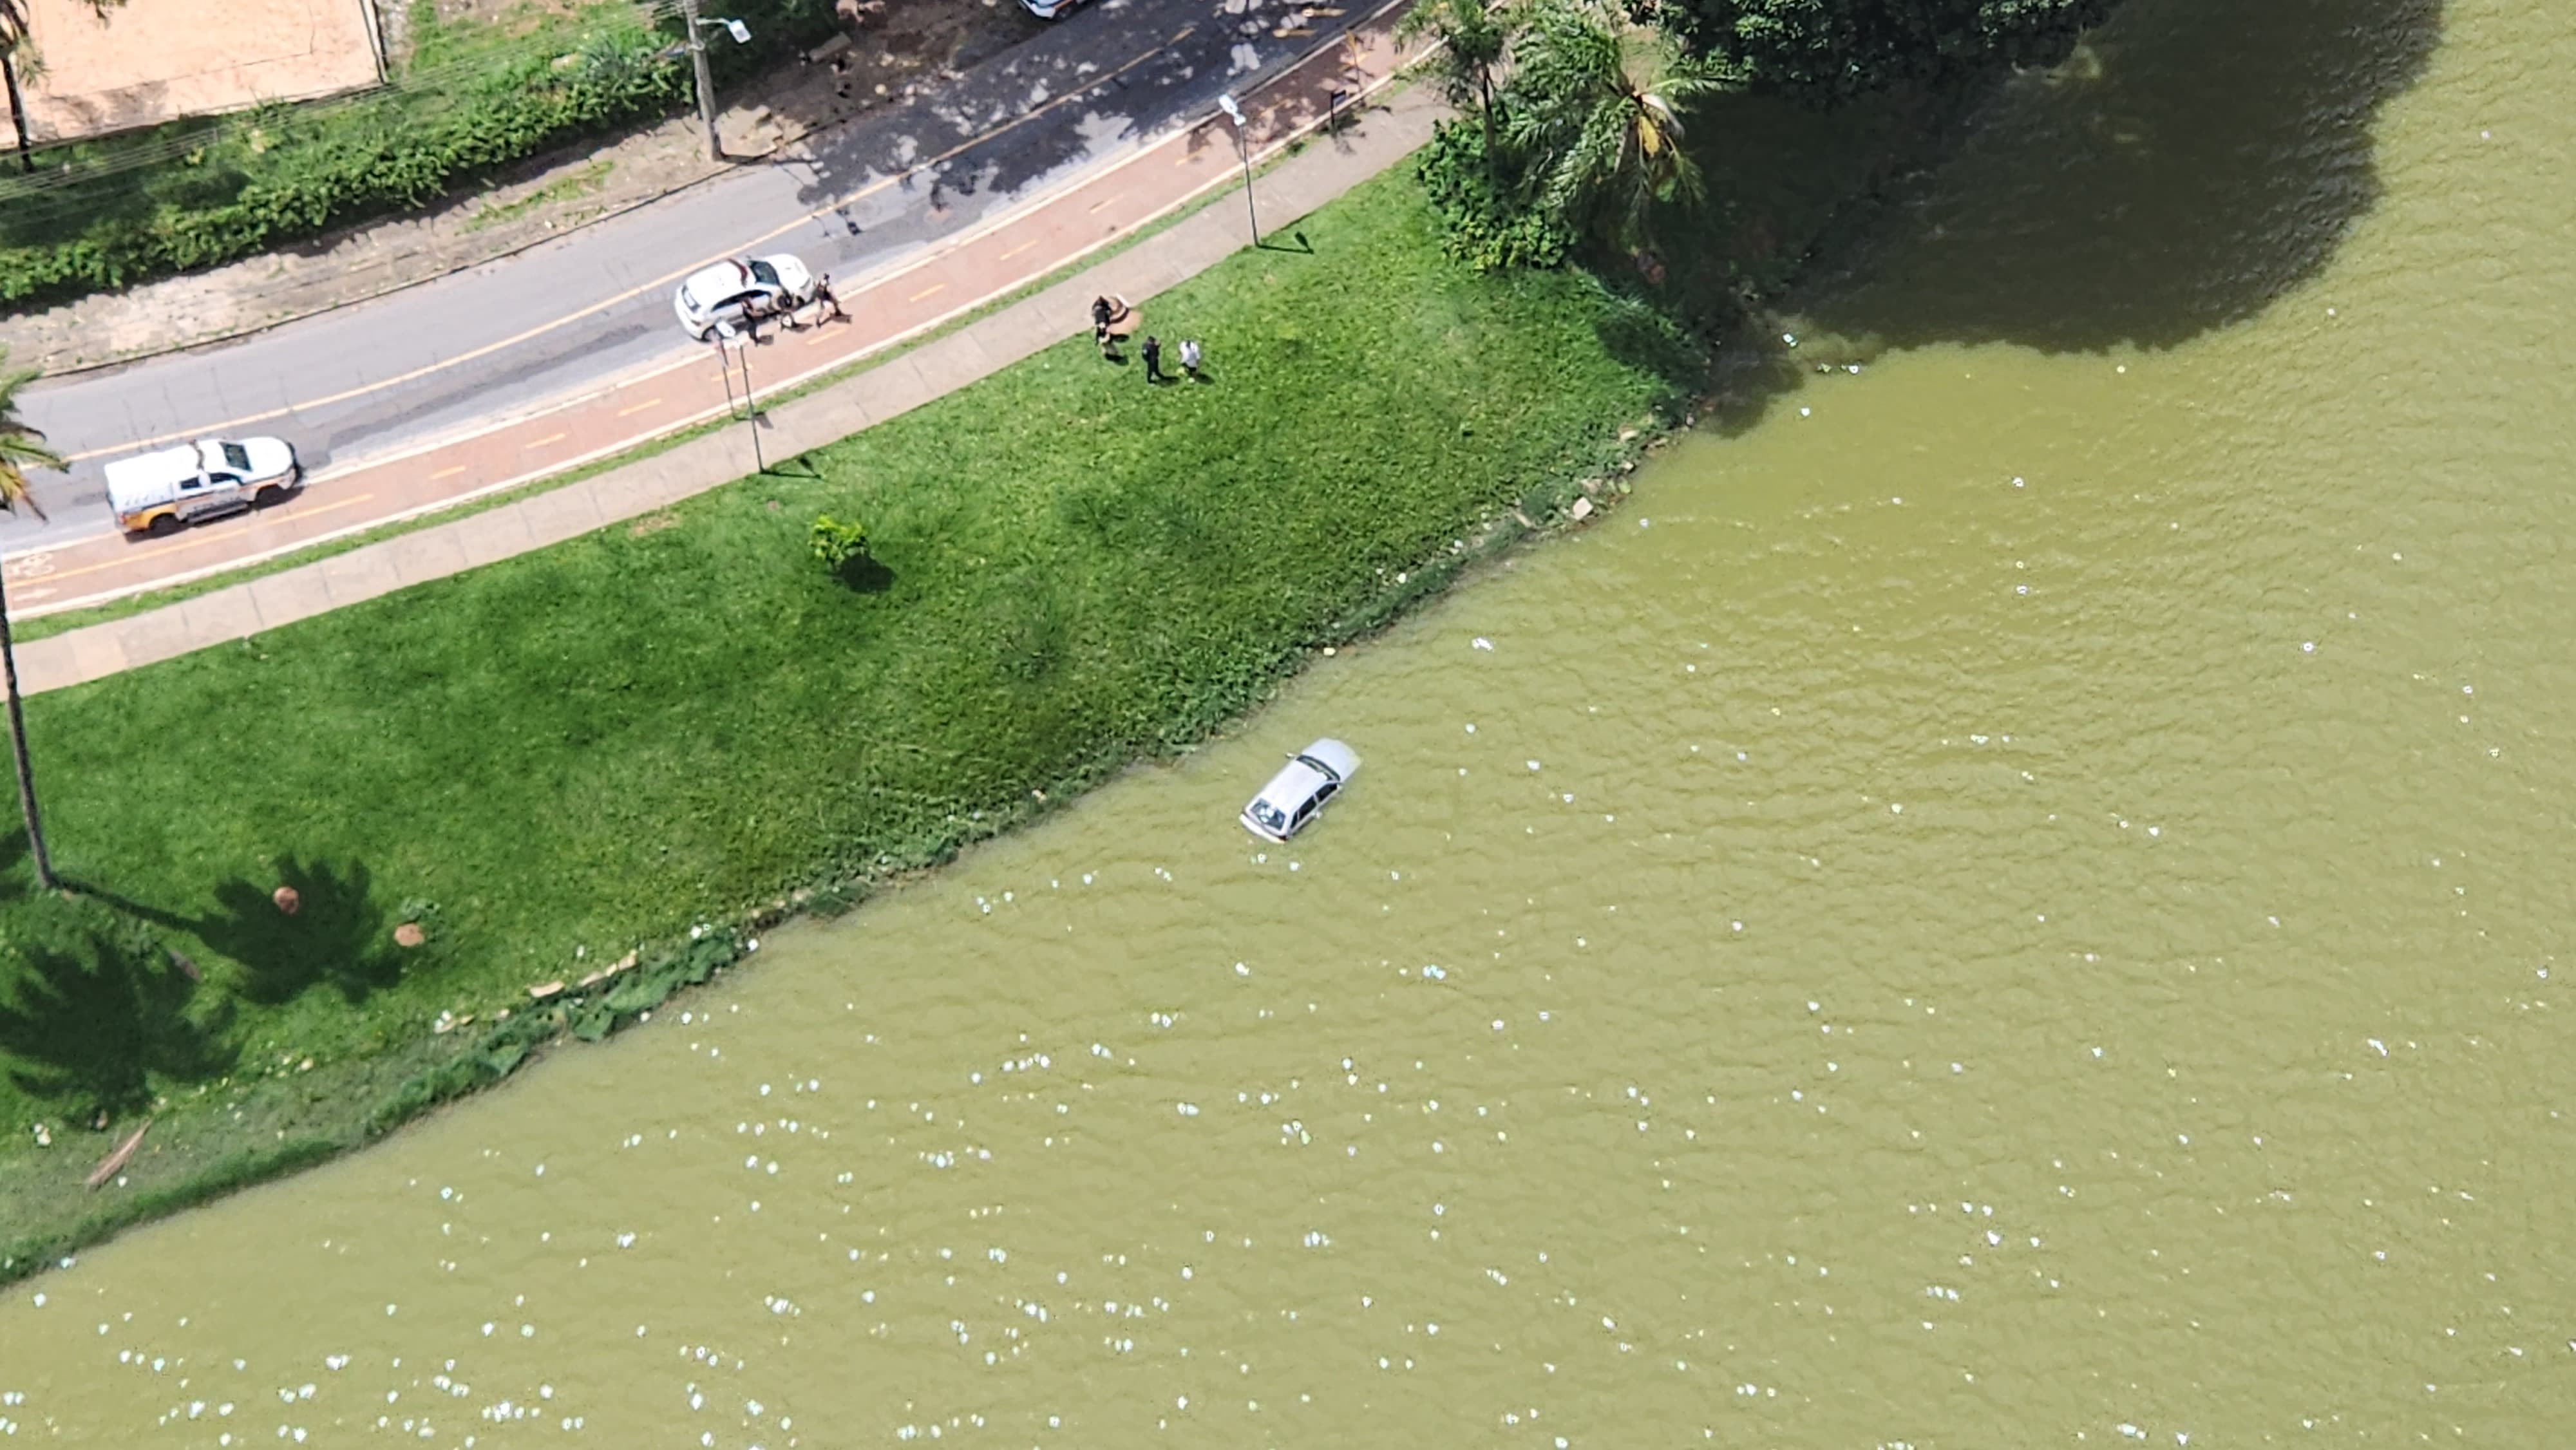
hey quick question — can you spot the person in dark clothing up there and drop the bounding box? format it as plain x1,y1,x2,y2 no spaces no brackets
1141,334,1164,383
1090,296,1114,347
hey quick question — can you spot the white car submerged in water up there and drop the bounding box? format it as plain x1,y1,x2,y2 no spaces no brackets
1240,739,1358,842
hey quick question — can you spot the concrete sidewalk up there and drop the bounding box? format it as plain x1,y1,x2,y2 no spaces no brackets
17,86,1444,697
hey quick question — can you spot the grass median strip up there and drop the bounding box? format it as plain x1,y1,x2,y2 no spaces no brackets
0,167,1694,1279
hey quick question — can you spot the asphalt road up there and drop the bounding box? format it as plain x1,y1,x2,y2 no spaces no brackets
6,0,1320,550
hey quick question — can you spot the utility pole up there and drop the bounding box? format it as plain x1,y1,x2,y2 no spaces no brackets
679,0,722,162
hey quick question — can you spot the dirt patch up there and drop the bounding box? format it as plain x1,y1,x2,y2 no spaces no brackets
626,512,679,538
0,0,1030,373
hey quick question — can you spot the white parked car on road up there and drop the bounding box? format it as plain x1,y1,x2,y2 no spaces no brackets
1241,739,1359,842
105,436,301,536
673,254,816,340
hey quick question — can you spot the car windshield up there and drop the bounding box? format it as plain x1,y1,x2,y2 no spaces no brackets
219,442,252,471
1250,800,1287,831
748,259,781,288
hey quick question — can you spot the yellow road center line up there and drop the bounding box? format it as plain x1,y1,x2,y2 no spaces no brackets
61,28,1198,462
615,397,664,417
1087,193,1126,214
909,282,947,302
429,464,468,480
997,238,1039,260
35,494,378,586
525,433,567,449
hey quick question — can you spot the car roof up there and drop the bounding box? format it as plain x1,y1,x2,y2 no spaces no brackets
1294,738,1358,778
683,259,751,297
1255,753,1342,807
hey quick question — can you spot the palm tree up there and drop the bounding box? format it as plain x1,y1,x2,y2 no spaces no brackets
1399,0,1513,167
0,345,61,888
1506,0,1728,249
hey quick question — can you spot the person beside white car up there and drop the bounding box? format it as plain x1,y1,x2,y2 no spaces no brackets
673,254,818,341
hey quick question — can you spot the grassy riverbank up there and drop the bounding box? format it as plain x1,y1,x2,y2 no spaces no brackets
0,169,1695,1279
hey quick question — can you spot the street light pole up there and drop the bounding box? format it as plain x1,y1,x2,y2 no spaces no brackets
726,335,766,473
679,0,723,161
1217,93,1258,248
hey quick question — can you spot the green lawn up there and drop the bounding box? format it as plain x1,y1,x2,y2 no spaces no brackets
0,170,1692,1277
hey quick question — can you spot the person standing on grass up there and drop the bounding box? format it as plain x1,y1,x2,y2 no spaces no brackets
1179,338,1202,379
1091,296,1115,348
1142,335,1165,383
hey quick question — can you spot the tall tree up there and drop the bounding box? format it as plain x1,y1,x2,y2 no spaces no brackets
1636,0,2114,99
0,346,61,889
1399,0,1513,165
1508,0,1727,249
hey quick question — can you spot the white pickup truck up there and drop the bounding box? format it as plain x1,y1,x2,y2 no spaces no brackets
105,437,301,536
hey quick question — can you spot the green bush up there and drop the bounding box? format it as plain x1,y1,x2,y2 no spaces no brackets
809,514,870,570
1413,119,1576,272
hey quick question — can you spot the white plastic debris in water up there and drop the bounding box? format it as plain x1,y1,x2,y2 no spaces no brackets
1472,637,1493,651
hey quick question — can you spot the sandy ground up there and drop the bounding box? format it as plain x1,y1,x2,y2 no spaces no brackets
0,0,1032,373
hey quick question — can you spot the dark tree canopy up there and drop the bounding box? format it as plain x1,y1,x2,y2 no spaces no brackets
1642,0,2116,97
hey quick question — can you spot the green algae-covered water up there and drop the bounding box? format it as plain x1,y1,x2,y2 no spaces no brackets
5,0,2571,1442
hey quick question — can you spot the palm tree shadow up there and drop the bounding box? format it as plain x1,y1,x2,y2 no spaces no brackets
84,858,408,1007
0,927,236,1119
193,858,406,1006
